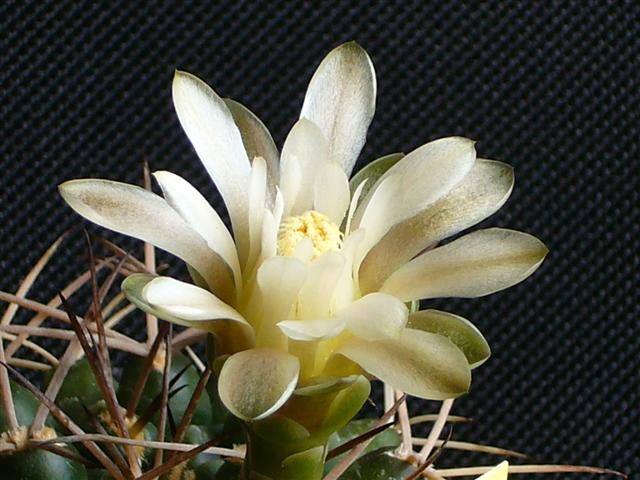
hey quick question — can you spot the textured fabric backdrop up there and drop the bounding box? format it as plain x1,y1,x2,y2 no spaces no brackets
1,1,638,477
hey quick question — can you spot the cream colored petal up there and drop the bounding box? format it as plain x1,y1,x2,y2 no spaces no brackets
341,292,408,341
313,162,351,224
408,309,490,369
218,348,300,421
477,461,509,480
381,228,549,302
300,42,376,175
246,156,268,272
277,318,346,341
224,98,279,198
255,256,308,348
349,152,404,207
360,159,514,292
153,170,241,291
123,275,254,352
335,328,470,400
257,256,308,320
59,179,233,301
143,277,245,322
172,71,251,259
280,118,328,216
354,137,477,249
297,252,345,318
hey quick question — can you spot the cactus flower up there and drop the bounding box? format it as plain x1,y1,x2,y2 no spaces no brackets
59,43,546,479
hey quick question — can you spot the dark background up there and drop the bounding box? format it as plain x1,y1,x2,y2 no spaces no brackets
1,1,638,477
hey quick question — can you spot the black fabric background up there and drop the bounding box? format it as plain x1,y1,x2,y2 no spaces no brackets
1,1,638,477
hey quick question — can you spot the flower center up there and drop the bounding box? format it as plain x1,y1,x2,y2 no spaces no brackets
277,210,342,258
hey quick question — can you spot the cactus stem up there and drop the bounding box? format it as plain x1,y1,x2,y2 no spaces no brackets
324,393,406,480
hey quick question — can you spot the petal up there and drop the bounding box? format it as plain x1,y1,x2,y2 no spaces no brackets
360,159,514,292
381,228,549,301
122,274,254,352
477,462,509,480
218,348,300,421
408,309,490,368
348,152,404,207
334,328,471,400
143,276,245,322
313,162,351,224
297,252,345,318
300,42,376,176
341,293,408,341
246,156,268,272
153,171,241,291
277,318,346,341
280,118,328,216
172,71,251,258
224,98,279,195
255,256,308,347
59,179,233,301
354,137,477,243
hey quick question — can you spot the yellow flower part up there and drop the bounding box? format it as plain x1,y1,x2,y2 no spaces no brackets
59,42,548,422
277,210,343,258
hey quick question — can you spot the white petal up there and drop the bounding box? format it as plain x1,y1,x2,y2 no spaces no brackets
277,318,346,341
172,71,251,258
341,293,408,341
153,171,241,291
381,228,549,301
255,256,308,347
246,156,268,272
59,179,233,301
218,348,299,421
313,162,351,224
300,42,376,175
143,277,245,323
297,252,345,318
335,328,470,400
280,119,328,216
359,159,514,292
224,98,279,200
354,137,477,248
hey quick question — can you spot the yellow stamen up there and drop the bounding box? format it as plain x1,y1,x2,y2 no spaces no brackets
277,210,342,259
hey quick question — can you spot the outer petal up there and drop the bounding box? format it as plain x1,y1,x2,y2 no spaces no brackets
277,318,346,341
143,276,244,322
224,98,279,201
300,42,376,175
360,159,514,292
408,309,490,369
334,328,471,400
218,348,300,421
354,137,477,259
172,71,251,260
59,179,233,301
341,293,408,341
153,171,241,291
122,274,254,351
280,118,328,216
381,228,549,302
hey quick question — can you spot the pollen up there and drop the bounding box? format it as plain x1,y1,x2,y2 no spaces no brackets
277,210,342,258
